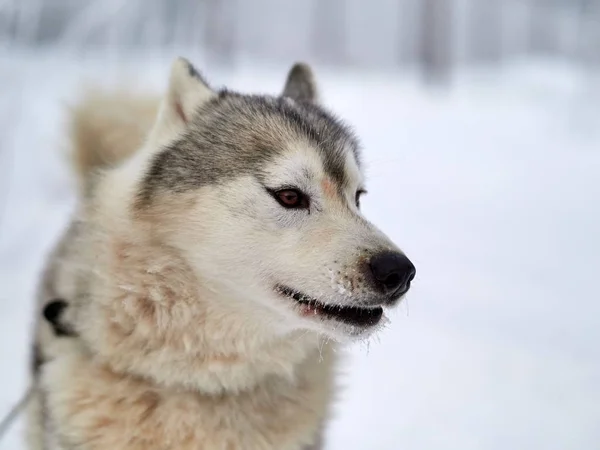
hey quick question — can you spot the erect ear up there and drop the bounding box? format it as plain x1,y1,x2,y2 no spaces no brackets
281,62,319,103
150,57,215,141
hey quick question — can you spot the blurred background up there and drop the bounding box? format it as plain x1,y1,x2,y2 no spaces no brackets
2,0,600,75
1,0,599,449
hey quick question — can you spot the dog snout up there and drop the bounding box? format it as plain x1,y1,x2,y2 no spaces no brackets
369,251,416,297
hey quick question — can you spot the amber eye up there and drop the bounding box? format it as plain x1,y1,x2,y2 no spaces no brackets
272,189,309,209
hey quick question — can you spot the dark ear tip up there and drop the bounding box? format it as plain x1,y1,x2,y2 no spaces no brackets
288,62,314,79
283,62,318,103
185,60,202,80
172,56,209,85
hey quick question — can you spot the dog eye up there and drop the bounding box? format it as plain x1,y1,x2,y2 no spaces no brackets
274,189,309,209
355,189,366,208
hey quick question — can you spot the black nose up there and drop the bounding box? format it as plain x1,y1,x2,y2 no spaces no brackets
369,251,416,295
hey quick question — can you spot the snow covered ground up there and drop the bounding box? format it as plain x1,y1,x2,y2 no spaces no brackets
0,51,599,449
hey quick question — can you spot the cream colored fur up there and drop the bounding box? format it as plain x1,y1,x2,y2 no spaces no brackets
69,90,160,191
27,59,343,450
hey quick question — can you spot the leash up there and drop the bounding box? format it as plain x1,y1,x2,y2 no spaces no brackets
0,387,32,442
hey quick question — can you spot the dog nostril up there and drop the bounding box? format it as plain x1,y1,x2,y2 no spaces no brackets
383,273,401,290
369,251,416,295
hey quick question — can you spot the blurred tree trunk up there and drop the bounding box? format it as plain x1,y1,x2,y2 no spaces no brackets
577,0,600,69
469,0,503,63
419,0,453,84
203,0,237,66
397,0,420,66
529,0,559,56
311,0,346,66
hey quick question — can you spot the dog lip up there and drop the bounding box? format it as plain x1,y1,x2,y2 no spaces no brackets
275,284,384,327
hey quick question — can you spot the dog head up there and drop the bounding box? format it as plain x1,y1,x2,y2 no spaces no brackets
125,58,415,341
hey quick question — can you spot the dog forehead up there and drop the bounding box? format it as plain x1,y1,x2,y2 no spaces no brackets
137,92,360,206
264,142,362,192
263,144,324,179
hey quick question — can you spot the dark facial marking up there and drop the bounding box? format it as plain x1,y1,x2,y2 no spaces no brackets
136,90,361,207
274,98,358,189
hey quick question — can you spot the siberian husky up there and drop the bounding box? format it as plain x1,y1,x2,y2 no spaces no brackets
26,58,415,449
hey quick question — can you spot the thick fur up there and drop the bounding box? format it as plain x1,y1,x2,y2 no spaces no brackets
70,91,160,191
26,58,413,449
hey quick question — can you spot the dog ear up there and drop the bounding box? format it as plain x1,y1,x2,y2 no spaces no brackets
282,63,319,103
150,57,215,141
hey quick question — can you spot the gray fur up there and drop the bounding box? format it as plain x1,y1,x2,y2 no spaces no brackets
137,87,360,207
282,63,318,103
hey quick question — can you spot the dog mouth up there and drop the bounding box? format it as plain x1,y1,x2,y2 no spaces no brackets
275,285,384,327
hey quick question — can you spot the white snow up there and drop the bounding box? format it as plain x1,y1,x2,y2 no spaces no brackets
1,52,599,450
